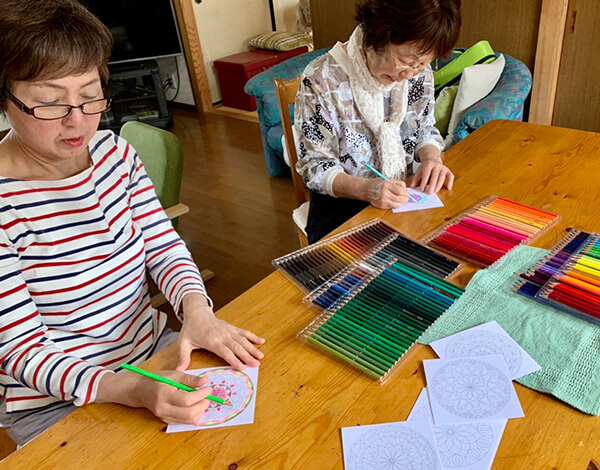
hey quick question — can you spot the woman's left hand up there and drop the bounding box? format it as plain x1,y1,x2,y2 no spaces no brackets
410,147,454,195
175,293,265,372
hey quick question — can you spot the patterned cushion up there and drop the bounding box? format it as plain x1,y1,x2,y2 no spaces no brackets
452,54,532,143
249,32,313,51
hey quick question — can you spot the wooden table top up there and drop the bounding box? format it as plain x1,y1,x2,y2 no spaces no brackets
4,120,600,469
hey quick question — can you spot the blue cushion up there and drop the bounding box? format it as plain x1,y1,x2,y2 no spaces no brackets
453,54,532,142
246,49,330,176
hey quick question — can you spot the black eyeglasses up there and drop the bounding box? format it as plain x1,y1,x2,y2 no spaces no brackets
3,88,112,121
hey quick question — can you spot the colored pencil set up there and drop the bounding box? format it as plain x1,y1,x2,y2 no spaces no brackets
273,219,460,291
298,258,464,381
514,229,591,298
529,232,600,325
423,196,560,266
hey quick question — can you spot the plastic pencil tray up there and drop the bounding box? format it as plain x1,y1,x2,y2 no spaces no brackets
512,229,592,296
301,234,463,311
271,218,399,292
296,256,463,383
296,258,414,384
534,232,600,326
421,195,562,267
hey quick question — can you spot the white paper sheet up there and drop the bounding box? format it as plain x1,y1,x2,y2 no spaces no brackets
341,419,442,470
429,321,541,380
408,388,507,470
166,366,258,433
424,355,524,425
392,188,444,213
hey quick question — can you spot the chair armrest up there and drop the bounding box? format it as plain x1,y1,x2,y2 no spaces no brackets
453,54,533,143
165,203,189,220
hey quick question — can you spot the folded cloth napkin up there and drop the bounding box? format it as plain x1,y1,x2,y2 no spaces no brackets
419,245,600,415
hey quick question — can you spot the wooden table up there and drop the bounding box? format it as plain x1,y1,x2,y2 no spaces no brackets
4,120,600,469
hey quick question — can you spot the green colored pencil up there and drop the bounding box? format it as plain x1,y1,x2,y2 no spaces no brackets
121,363,232,406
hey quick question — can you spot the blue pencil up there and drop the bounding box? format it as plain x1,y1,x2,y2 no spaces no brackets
364,162,416,203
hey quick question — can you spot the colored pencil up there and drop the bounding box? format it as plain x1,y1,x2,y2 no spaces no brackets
275,219,461,292
120,364,233,406
425,195,560,266
299,257,463,381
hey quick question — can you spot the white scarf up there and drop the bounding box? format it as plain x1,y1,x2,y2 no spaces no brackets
332,26,409,180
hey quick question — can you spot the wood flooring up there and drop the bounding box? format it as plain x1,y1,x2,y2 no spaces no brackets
171,108,300,311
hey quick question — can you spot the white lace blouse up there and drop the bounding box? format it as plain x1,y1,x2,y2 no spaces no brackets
294,49,443,196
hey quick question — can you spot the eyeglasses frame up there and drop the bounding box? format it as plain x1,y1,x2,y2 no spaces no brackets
2,87,112,121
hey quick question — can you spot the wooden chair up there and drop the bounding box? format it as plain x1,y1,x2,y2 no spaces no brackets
274,76,310,248
120,122,214,308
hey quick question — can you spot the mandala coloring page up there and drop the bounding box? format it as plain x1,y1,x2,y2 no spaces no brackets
445,331,522,377
166,367,259,433
342,420,441,470
424,356,524,424
430,321,541,379
408,388,507,469
392,188,444,213
197,368,254,426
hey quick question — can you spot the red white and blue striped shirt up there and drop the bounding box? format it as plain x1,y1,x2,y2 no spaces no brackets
0,130,207,413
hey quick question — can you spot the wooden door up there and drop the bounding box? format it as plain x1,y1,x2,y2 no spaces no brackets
310,0,360,49
456,0,542,71
310,0,542,71
552,0,600,132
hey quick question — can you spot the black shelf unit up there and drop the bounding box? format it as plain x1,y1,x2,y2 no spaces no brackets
100,60,171,132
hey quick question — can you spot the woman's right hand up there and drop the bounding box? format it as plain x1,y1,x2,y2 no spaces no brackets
364,178,410,209
98,369,213,426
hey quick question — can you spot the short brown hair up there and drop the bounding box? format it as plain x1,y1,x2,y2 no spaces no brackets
0,0,113,111
355,0,461,57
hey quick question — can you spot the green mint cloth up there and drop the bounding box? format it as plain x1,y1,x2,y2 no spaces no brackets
418,245,600,415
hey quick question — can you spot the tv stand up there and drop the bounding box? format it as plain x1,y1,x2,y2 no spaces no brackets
100,60,171,132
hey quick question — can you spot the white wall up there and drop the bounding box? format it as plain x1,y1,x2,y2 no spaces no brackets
274,0,300,32
194,0,300,103
156,54,196,106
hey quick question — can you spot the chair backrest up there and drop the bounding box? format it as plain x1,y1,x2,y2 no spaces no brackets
274,76,307,208
119,121,183,210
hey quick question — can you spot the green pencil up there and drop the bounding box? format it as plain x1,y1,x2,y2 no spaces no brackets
121,363,232,406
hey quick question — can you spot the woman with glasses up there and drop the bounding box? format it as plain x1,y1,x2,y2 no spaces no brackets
295,0,461,243
0,0,264,446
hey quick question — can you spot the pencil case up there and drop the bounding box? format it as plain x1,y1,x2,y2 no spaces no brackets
421,195,561,267
297,257,464,383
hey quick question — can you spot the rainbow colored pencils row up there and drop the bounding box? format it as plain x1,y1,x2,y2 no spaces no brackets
514,229,591,298
535,233,600,325
273,219,460,291
298,259,464,381
424,196,560,266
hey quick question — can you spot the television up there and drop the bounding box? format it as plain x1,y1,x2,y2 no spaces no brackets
81,0,183,65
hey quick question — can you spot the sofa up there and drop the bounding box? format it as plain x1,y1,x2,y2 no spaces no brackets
245,48,532,176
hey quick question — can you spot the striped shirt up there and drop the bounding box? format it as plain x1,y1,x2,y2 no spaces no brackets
0,130,207,413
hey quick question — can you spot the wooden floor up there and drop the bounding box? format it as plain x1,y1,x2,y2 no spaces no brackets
171,108,300,310
0,108,300,459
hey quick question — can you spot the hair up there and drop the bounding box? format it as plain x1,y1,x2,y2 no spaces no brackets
0,0,113,111
355,0,461,58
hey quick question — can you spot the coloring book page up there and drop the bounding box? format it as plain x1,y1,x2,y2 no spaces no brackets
393,188,444,213
408,388,507,470
424,355,524,425
166,366,258,433
341,419,442,470
429,321,541,380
